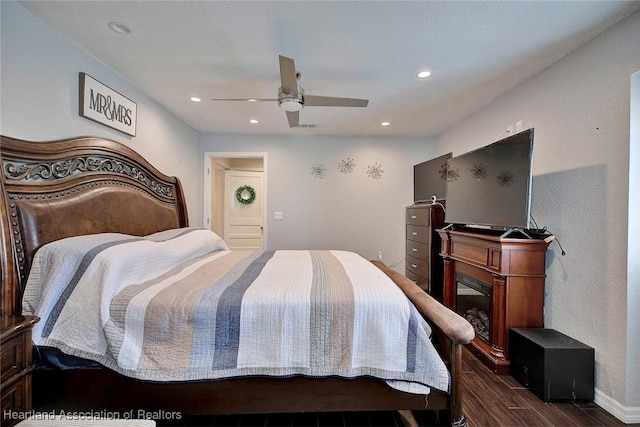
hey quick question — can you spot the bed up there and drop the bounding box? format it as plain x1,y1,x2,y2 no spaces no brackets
0,135,474,426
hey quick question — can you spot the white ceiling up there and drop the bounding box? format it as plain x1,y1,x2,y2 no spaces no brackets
18,1,640,137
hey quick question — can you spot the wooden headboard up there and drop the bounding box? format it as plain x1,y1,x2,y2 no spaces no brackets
0,136,189,315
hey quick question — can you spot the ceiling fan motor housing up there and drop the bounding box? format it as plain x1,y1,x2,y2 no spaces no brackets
278,86,304,111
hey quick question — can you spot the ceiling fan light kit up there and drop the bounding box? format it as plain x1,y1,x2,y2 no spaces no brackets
211,55,369,128
278,88,304,112
280,101,303,112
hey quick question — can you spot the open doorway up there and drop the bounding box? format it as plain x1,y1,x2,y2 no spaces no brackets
203,152,267,250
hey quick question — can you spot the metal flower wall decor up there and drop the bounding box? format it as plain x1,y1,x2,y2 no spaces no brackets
496,171,515,187
309,158,384,180
337,157,356,174
310,162,327,179
366,162,384,180
447,167,460,182
438,162,449,181
471,163,488,180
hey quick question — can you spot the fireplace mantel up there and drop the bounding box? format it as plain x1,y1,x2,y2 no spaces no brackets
437,229,550,374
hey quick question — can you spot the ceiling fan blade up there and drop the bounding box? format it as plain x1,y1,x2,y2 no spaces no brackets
279,55,298,96
304,95,368,107
286,111,299,128
211,98,278,102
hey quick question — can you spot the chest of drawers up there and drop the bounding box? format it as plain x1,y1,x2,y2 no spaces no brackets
405,204,445,301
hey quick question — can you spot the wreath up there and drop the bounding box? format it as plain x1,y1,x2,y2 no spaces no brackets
235,185,256,205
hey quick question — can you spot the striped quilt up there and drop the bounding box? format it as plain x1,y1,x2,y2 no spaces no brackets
22,228,450,393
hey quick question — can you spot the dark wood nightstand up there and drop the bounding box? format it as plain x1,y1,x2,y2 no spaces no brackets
1,315,39,427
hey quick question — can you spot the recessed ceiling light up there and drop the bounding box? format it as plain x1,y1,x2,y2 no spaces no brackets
416,70,432,79
381,121,391,126
108,21,131,35
248,99,258,102
249,119,259,124
190,97,202,102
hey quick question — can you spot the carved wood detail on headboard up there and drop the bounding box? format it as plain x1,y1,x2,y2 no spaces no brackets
3,155,176,198
0,135,189,315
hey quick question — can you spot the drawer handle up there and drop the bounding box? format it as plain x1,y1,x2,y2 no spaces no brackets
412,232,418,236
411,215,417,219
411,264,418,268
412,248,418,252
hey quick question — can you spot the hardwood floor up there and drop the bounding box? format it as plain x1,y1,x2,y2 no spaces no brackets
158,349,627,427
459,348,626,427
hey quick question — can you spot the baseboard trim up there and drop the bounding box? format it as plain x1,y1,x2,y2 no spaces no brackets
594,388,640,424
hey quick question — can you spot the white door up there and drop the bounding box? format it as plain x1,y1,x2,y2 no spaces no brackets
224,170,263,250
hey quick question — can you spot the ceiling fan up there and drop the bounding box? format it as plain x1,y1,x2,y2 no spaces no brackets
211,55,369,128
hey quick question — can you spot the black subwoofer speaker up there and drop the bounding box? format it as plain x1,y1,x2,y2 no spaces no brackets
509,328,594,402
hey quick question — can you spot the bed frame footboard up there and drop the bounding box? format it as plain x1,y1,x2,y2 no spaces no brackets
372,260,475,426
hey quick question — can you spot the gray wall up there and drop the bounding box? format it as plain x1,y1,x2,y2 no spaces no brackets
200,133,440,268
436,10,640,421
628,70,640,416
0,1,202,226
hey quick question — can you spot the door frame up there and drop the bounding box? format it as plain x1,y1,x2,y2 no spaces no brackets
203,151,268,249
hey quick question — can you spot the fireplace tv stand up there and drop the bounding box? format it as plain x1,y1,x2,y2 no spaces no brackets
437,229,550,374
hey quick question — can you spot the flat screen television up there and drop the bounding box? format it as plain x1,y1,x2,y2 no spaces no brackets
413,152,452,203
445,128,534,230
